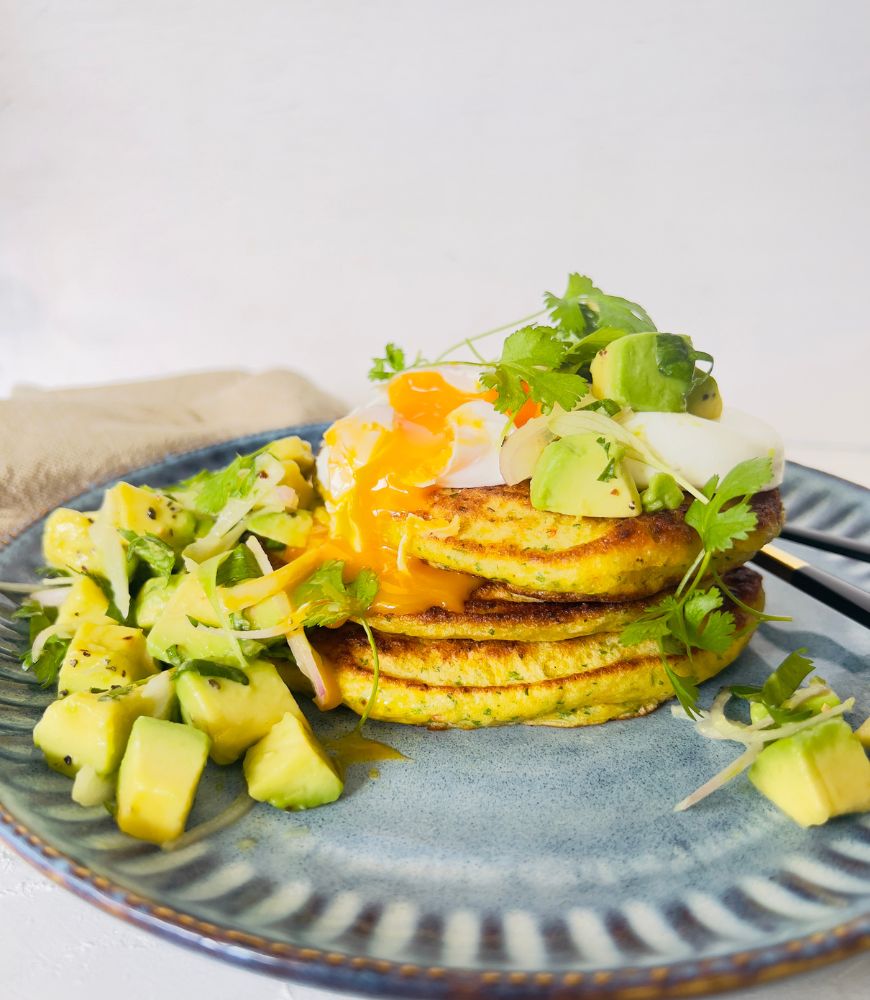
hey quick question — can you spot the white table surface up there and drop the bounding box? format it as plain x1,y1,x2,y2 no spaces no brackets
1,2,869,998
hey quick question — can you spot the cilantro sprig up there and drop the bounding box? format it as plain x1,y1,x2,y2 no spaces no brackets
294,561,378,627
367,272,657,416
729,648,815,724
620,457,778,718
294,561,382,726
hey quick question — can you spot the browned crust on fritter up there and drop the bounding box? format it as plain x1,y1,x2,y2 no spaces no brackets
313,569,764,728
367,567,754,641
405,485,783,601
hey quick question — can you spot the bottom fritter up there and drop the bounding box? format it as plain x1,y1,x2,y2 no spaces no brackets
313,568,764,729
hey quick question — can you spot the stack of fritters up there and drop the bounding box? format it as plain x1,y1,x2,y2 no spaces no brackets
314,484,784,728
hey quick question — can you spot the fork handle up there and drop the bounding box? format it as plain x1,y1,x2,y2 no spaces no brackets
753,545,870,629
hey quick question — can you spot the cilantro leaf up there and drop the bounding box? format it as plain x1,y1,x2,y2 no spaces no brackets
174,455,258,516
545,273,656,336
294,561,379,628
480,325,588,416
684,456,772,554
761,648,814,706
665,664,701,719
544,273,594,333
715,457,774,504
119,530,176,578
369,343,410,382
215,544,263,587
501,325,568,369
620,609,675,646
654,333,714,389
21,635,70,688
13,598,57,643
525,369,589,412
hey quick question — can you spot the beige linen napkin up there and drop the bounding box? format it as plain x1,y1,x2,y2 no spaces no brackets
0,370,344,541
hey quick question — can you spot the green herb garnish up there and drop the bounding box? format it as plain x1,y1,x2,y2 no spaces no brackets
21,635,70,689
368,272,656,415
620,457,775,717
119,530,176,578
294,561,380,726
215,544,263,587
294,561,379,628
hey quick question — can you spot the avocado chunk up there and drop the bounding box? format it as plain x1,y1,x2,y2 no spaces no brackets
56,576,112,630
146,574,235,666
71,765,116,808
246,510,313,548
32,671,175,779
640,472,684,513
177,661,303,765
243,711,343,810
103,483,196,549
58,622,157,695
116,717,210,844
686,373,723,419
42,508,102,574
530,433,640,518
263,436,315,475
590,332,692,412
749,719,870,827
34,692,137,778
133,574,183,630
857,717,870,749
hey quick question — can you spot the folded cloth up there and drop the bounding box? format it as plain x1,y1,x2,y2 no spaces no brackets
0,370,344,541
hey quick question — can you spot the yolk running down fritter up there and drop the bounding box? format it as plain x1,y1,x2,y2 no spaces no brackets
314,369,537,616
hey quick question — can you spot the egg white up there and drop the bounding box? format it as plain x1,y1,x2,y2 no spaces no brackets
621,408,785,491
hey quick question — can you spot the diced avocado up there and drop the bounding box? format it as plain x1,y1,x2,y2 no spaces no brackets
34,692,136,778
530,433,640,518
590,332,691,412
246,510,313,548
127,669,178,721
857,716,870,749
116,717,209,844
247,591,292,630
42,508,102,574
56,576,112,630
277,460,315,509
146,575,237,666
133,574,183,630
72,765,115,807
263,436,315,475
687,373,723,419
32,670,175,778
749,685,841,725
103,483,196,549
749,719,870,827
640,473,684,513
177,661,302,765
243,711,343,810
58,622,157,695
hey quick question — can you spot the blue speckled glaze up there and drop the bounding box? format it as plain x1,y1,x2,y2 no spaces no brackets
0,425,868,998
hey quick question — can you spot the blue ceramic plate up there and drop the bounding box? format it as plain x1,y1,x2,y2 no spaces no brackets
1,425,868,998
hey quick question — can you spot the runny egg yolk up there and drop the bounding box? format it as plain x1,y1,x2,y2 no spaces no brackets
320,370,490,615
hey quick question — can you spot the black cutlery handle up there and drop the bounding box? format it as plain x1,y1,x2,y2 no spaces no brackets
779,524,870,563
753,545,870,628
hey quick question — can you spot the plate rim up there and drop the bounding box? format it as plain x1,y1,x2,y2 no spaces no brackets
1,424,868,998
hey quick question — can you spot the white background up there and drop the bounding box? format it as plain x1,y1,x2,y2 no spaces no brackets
1,2,869,998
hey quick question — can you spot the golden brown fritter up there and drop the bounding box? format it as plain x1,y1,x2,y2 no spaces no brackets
394,484,782,601
314,568,764,729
